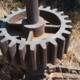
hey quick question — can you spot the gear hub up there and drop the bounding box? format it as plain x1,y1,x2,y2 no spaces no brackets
0,0,72,77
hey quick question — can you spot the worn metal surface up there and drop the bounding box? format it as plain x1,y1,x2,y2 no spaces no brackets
0,6,72,71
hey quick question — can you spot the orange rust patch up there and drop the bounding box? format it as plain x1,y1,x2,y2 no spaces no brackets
33,33,54,41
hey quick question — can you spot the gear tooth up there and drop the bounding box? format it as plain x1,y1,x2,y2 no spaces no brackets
66,25,72,29
30,44,37,71
65,20,72,23
11,10,15,14
8,40,16,47
17,8,21,11
52,8,58,12
56,36,65,59
10,10,16,14
40,42,47,69
59,11,64,15
0,37,9,55
8,41,16,64
0,37,8,43
63,30,71,35
45,6,51,10
66,25,72,31
68,25,72,29
62,15,69,19
62,30,71,53
27,31,33,41
39,5,44,9
36,43,47,70
47,39,57,64
19,44,26,66
40,42,46,49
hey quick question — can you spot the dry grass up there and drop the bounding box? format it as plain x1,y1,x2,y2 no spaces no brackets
60,21,80,69
0,0,23,17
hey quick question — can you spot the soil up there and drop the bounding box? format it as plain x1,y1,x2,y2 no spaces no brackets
0,57,25,80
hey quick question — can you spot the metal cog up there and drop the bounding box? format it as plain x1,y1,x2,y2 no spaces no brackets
0,6,72,71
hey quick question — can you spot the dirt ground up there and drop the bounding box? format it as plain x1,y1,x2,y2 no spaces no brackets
0,1,80,79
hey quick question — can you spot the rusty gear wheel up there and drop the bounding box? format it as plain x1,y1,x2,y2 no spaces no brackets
0,6,72,71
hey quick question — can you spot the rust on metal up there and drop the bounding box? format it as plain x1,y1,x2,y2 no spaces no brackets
0,0,72,79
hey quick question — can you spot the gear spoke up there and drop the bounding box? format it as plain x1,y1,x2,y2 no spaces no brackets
45,24,60,33
45,24,60,28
